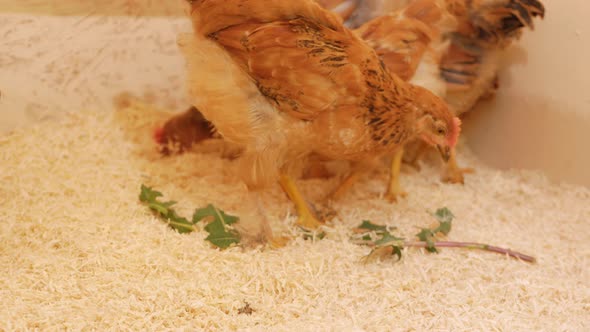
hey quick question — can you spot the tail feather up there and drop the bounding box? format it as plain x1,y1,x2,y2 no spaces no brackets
440,43,481,91
441,0,545,91
467,0,546,46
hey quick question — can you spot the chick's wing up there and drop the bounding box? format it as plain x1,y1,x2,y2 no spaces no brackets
212,19,373,121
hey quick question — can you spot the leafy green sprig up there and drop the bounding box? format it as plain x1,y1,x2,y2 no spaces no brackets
139,185,240,249
353,208,536,263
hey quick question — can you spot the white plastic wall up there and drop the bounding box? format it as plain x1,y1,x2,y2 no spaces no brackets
463,0,590,187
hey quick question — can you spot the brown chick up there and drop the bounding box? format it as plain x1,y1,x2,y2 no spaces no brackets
334,0,545,117
334,0,545,190
430,0,546,183
327,0,458,202
179,0,460,229
153,106,214,155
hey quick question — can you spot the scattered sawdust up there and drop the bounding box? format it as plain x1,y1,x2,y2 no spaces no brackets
1,101,589,331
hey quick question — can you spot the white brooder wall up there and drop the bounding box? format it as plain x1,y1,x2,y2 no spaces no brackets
462,0,590,187
0,1,191,133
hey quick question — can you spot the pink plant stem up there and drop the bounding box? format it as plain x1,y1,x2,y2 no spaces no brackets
404,241,537,263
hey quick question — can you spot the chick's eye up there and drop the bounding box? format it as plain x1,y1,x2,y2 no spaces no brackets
437,128,446,135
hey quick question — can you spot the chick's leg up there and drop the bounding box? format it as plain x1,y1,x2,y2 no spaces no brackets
403,141,428,171
233,191,290,249
325,158,380,202
385,148,407,202
441,148,474,184
325,170,363,202
278,173,323,230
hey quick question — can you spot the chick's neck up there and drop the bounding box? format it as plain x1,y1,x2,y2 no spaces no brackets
364,85,419,153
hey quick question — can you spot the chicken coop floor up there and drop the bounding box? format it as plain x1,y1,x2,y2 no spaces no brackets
1,100,589,331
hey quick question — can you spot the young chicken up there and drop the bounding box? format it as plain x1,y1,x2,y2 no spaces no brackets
153,106,214,155
432,0,545,182
327,0,458,202
178,0,460,229
332,0,545,192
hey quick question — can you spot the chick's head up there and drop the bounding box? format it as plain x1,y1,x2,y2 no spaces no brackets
410,85,461,162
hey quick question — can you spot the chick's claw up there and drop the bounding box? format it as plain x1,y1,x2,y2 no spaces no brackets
442,148,474,184
269,236,291,249
278,174,325,230
295,213,324,230
442,166,475,184
384,188,407,203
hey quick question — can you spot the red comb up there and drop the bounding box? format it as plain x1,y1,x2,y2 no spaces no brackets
447,117,462,148
153,126,165,144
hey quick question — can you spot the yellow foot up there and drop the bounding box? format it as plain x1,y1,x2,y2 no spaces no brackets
278,173,326,230
269,236,291,249
384,189,407,203
441,167,475,184
295,212,324,230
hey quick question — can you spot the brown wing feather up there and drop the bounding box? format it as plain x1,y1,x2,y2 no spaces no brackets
214,18,376,121
440,43,481,91
444,0,545,47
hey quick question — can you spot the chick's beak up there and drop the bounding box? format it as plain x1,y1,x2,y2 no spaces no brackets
437,145,451,162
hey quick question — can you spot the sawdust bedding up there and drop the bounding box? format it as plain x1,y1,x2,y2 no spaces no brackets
1,100,589,331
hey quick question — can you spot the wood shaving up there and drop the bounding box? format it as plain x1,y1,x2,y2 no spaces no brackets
1,101,589,331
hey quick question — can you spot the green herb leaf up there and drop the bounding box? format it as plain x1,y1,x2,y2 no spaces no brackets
416,228,437,253
375,233,404,260
355,221,405,261
193,204,239,225
416,208,455,253
139,185,163,203
194,204,240,249
433,207,454,225
391,246,403,261
432,208,453,236
139,185,242,246
375,232,404,247
166,212,194,234
302,230,326,241
361,234,373,241
139,185,194,234
358,220,388,232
